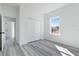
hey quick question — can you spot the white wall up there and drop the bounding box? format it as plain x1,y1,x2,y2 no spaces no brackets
1,4,19,50
0,4,2,14
2,4,19,18
19,3,67,45
44,3,79,48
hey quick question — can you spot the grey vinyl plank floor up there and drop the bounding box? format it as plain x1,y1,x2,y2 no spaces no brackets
22,40,62,56
44,39,79,56
22,39,79,56
28,41,61,56
22,44,43,56
1,39,25,56
0,39,79,56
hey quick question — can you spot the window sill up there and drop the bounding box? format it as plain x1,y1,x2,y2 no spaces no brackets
50,33,60,36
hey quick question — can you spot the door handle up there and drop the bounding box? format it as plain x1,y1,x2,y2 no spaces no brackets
0,32,5,34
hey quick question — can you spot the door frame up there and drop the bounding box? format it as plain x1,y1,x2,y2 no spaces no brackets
0,14,2,51
4,16,16,44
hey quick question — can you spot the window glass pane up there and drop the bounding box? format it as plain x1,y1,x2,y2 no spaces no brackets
51,16,60,27
50,16,60,36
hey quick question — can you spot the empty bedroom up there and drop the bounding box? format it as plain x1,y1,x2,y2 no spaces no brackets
0,3,79,56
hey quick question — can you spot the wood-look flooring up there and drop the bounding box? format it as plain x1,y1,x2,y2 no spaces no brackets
0,39,79,56
21,39,79,56
0,39,25,56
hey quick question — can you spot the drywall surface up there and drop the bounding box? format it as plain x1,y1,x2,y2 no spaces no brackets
19,3,67,45
44,3,79,48
0,4,2,14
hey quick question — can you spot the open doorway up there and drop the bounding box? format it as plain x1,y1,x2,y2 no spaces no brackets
4,17,16,46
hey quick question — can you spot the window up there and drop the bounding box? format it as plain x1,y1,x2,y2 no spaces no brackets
50,16,60,36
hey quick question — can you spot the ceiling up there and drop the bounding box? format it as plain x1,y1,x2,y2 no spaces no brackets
1,3,20,7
